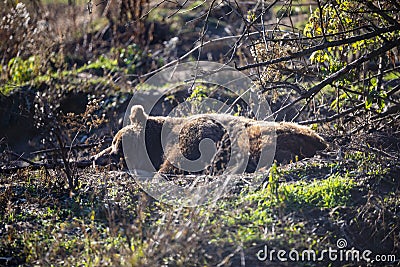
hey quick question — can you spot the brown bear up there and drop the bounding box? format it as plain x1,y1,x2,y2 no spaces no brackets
94,105,327,175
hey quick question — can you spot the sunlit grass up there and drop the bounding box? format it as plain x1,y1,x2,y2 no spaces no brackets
0,151,397,266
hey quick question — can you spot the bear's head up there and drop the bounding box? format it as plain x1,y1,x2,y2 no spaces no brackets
129,105,148,126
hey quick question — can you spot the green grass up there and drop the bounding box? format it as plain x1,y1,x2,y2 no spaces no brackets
1,44,145,95
77,55,119,74
212,171,355,244
282,173,354,209
0,151,398,266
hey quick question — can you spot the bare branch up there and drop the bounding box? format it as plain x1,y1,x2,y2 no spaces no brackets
269,38,400,119
236,25,400,71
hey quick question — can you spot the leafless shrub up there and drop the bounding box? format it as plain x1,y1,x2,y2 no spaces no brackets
95,0,151,46
34,95,105,190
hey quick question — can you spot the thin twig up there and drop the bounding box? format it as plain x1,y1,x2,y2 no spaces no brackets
30,139,112,155
5,150,39,166
299,103,365,125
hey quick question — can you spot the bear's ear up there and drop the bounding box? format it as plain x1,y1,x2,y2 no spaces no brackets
129,105,148,125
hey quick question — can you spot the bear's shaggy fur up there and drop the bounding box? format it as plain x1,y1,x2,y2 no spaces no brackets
94,105,327,174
